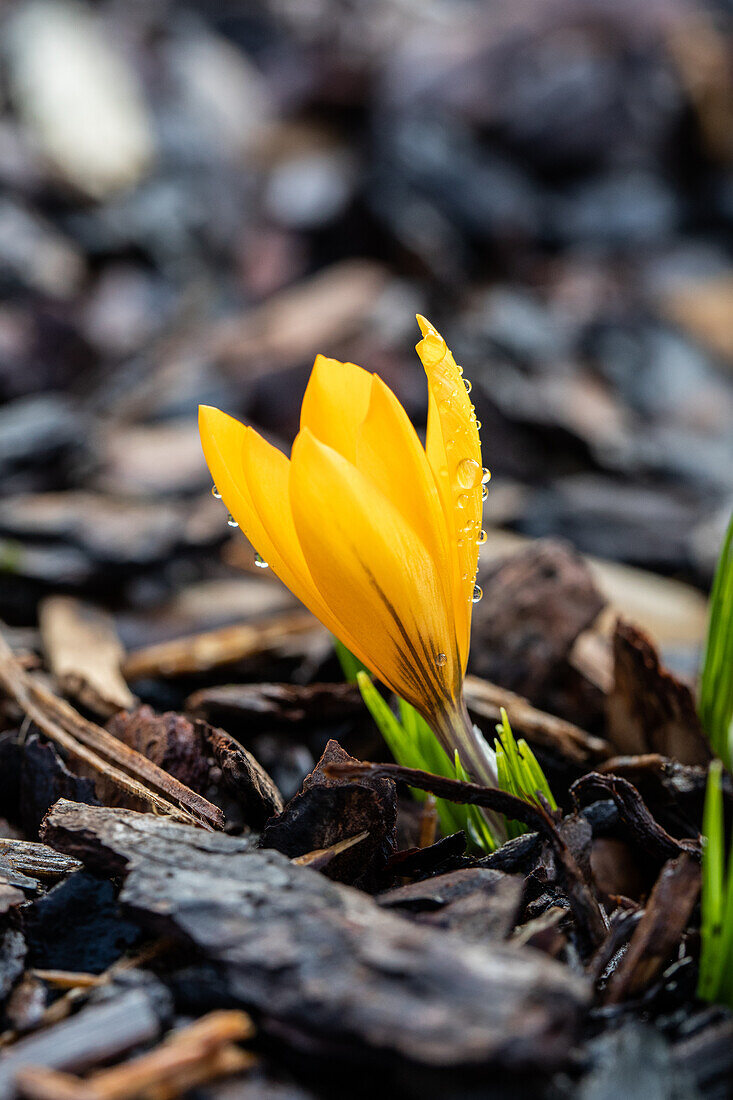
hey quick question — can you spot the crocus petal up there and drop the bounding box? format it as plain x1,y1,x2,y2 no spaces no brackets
355,374,454,617
299,354,373,463
240,428,374,669
290,427,461,718
415,316,483,671
199,405,371,666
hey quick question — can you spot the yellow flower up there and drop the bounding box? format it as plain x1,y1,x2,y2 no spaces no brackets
199,316,496,785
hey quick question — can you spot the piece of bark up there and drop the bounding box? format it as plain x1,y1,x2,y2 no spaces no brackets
122,612,318,682
605,853,700,1004
208,259,388,373
420,877,523,943
0,634,223,830
378,868,522,943
20,734,100,838
0,929,26,1000
261,741,395,888
185,682,364,732
15,1010,255,1100
0,979,171,1100
377,868,505,912
200,721,284,827
0,840,81,881
571,773,700,862
463,675,608,764
39,598,135,718
470,539,606,702
43,801,590,1071
0,884,25,913
22,872,140,975
606,619,711,766
104,708,210,796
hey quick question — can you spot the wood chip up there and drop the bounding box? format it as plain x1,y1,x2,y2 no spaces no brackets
606,619,711,766
122,611,318,681
605,853,700,1004
16,1011,255,1100
39,597,135,717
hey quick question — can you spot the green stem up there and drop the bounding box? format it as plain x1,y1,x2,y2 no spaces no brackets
430,694,506,843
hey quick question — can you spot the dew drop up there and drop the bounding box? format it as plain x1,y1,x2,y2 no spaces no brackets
475,420,482,430
226,513,239,528
456,457,481,489
457,537,465,547
481,468,491,484
254,552,269,569
471,584,483,604
463,378,472,393
211,485,222,499
482,485,489,501
477,529,487,545
457,492,469,509
435,652,447,667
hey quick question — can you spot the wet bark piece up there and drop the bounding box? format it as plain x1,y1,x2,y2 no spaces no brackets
0,840,82,882
22,871,140,975
470,539,605,702
605,853,700,1004
0,928,26,1000
15,1010,255,1100
571,772,700,862
20,733,100,837
0,979,171,1100
101,706,284,827
377,868,505,911
261,741,395,888
378,868,522,943
105,707,209,795
122,612,317,681
39,597,135,718
186,682,364,732
43,801,589,1070
606,619,711,766
200,720,284,827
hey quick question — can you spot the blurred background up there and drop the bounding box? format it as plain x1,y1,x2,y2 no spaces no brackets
1,0,732,666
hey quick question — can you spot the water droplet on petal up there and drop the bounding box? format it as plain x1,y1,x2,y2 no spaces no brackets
226,514,239,528
457,492,469,508
463,378,472,393
457,537,465,547
475,420,482,430
254,552,269,569
456,457,481,489
472,584,483,604
436,652,447,667
211,485,222,499
477,530,487,545
481,468,491,484
482,485,489,501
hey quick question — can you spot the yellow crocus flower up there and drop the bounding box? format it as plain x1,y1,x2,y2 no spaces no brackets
199,316,496,786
